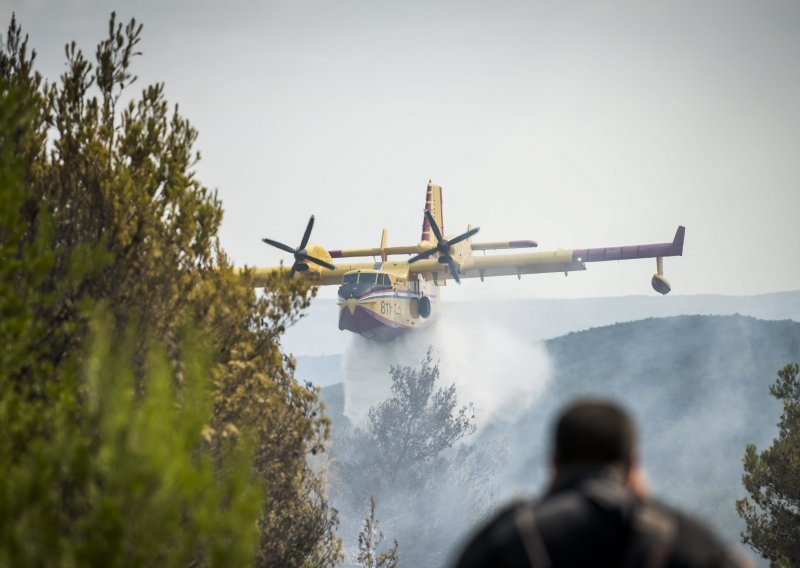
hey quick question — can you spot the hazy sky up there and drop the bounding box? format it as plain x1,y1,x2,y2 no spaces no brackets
6,0,799,300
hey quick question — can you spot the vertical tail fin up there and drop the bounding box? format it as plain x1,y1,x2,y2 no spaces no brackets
671,226,685,256
421,180,444,242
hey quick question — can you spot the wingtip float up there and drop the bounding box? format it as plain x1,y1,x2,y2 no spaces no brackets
254,181,685,340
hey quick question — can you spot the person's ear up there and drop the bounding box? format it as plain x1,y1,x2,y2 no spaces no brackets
627,462,649,498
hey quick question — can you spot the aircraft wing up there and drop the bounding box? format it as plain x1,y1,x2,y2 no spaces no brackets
247,260,378,287
406,250,584,279
460,250,586,279
409,226,685,281
248,226,684,286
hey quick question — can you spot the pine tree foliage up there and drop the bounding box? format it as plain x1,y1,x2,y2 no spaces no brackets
736,363,800,567
0,13,340,566
0,314,264,567
368,350,477,478
358,497,399,568
332,350,506,567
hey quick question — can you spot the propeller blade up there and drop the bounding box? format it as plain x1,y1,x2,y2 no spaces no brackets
289,265,297,279
425,209,444,242
408,247,438,263
262,238,297,255
302,254,336,271
448,226,481,246
445,256,461,284
299,215,315,249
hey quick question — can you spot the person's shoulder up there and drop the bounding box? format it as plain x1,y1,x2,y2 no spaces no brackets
450,500,531,568
644,498,749,568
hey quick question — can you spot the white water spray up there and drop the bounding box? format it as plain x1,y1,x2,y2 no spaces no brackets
342,309,552,426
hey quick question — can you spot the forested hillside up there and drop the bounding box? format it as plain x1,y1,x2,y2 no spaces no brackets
287,291,800,356
490,315,800,546
319,314,800,564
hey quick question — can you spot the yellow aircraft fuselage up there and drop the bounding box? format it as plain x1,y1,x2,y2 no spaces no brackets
336,268,440,340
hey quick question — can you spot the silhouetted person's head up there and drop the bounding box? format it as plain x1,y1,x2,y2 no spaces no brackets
553,399,637,474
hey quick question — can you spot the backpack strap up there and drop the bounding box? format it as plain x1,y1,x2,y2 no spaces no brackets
621,501,678,568
513,503,552,568
513,494,677,568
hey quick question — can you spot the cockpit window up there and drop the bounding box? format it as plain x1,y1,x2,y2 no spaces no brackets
358,273,378,284
379,274,391,286
343,273,357,284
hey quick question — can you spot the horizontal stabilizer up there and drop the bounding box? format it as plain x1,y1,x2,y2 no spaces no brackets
328,245,419,258
471,240,538,251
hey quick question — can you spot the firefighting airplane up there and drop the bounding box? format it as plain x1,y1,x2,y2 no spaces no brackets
252,182,685,341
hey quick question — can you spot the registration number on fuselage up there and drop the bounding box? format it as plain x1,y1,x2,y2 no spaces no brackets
379,300,394,315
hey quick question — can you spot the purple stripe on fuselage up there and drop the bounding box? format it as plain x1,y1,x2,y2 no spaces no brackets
338,305,409,341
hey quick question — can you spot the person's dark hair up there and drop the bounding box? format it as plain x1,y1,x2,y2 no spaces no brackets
553,399,636,468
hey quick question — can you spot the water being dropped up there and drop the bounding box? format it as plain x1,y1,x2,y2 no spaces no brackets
342,309,552,426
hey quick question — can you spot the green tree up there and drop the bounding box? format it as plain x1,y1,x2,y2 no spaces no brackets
1,13,339,566
0,75,261,565
332,350,506,567
0,316,264,567
736,363,800,566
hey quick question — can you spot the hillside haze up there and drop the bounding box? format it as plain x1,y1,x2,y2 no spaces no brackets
489,315,800,541
317,313,800,565
288,290,800,358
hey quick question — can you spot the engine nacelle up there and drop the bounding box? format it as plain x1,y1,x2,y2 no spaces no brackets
651,274,672,295
304,244,334,270
418,296,432,318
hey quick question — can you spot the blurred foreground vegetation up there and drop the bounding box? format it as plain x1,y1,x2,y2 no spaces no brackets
0,14,339,566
